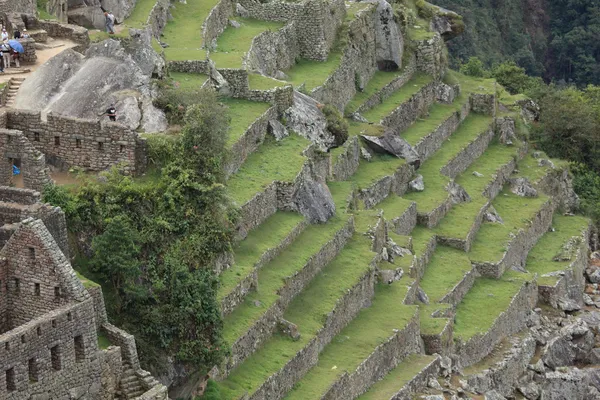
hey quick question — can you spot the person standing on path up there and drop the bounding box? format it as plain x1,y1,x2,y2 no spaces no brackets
1,29,8,42
105,12,115,34
105,104,117,121
2,43,11,69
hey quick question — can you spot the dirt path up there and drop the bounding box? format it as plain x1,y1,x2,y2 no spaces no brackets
0,37,78,85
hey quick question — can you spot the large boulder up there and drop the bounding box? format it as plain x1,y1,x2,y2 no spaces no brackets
360,131,420,167
541,368,589,400
292,168,335,223
68,6,106,30
373,0,403,70
510,178,538,197
284,91,334,151
14,38,167,133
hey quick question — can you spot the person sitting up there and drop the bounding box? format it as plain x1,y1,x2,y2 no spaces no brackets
104,104,117,121
13,28,21,39
21,29,29,39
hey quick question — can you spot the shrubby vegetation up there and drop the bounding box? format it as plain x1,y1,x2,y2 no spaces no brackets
322,104,349,146
43,89,236,372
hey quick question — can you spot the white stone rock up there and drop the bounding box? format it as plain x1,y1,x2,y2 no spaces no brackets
409,175,425,192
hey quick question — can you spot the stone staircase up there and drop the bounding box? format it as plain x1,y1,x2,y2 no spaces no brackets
117,363,147,399
4,78,24,107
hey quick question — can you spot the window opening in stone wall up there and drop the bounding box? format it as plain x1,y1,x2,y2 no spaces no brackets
36,326,41,336
50,345,61,370
4,342,9,350
54,136,60,146
52,319,56,328
21,335,25,343
34,283,40,296
6,135,11,143
74,335,84,362
76,139,81,148
98,142,103,151
29,247,35,259
54,286,60,298
120,144,125,153
34,132,39,142
67,312,72,321
28,358,38,382
14,278,19,294
5,367,15,391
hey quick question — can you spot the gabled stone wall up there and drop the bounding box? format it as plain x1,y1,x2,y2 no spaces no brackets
0,128,51,192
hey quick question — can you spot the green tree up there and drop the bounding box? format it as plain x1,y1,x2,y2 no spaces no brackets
459,57,488,78
492,62,542,94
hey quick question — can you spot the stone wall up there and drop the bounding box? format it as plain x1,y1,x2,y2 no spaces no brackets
25,17,90,52
0,128,51,192
5,109,146,175
220,218,308,316
414,33,446,79
321,310,422,400
310,5,378,111
413,101,469,160
409,231,437,281
235,183,278,240
146,0,170,39
358,163,415,209
474,199,555,278
0,299,102,399
168,60,210,74
438,266,478,306
391,355,441,399
380,81,438,131
440,127,494,179
330,136,360,181
0,186,39,204
202,0,233,49
387,201,417,235
454,280,538,368
244,22,299,76
422,319,453,356
223,217,355,377
417,192,452,229
227,107,278,177
470,93,496,116
0,0,35,16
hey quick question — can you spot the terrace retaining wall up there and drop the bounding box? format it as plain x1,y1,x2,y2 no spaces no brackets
392,356,441,399
380,81,438,132
202,0,234,49
330,136,360,181
387,201,417,236
440,127,494,179
245,22,300,76
357,163,415,209
422,319,453,356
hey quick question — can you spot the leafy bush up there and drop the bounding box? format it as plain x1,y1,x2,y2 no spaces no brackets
145,134,182,169
459,57,489,78
571,162,600,225
492,62,542,94
322,104,349,146
197,379,222,400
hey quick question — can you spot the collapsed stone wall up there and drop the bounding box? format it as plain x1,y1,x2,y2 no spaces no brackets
4,109,146,175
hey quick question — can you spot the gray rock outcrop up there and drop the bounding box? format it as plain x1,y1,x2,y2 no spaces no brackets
68,0,136,30
409,175,425,192
13,38,167,133
284,91,334,151
291,164,336,223
510,178,538,197
268,120,289,141
360,131,420,167
373,0,403,71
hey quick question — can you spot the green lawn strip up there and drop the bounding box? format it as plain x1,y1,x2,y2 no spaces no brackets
515,152,567,184
361,73,433,123
349,154,406,190
411,226,435,258
447,70,497,96
403,114,493,213
434,143,518,239
401,100,464,147
162,0,218,61
227,134,310,205
285,52,343,92
220,98,271,147
170,72,208,89
248,73,287,90
123,0,157,27
387,232,414,270
526,214,589,286
210,18,284,68
218,212,305,302
97,330,112,350
453,272,528,341
419,246,472,303
356,354,438,400
285,283,417,400
377,195,415,220
347,121,386,138
345,70,405,115
219,232,375,398
419,304,452,335
468,189,549,264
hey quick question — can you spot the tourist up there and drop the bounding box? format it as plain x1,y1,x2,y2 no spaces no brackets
21,29,29,39
105,12,115,34
13,28,21,39
0,46,4,73
1,43,10,69
105,104,117,121
11,48,19,68
1,28,8,41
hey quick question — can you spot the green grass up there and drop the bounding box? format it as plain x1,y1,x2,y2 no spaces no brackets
454,274,526,341
468,189,549,264
169,72,208,89
75,271,100,289
345,70,405,115
434,143,519,239
356,354,438,400
162,0,218,61
285,52,343,92
285,284,417,400
526,214,589,285
419,246,472,303
219,221,374,398
227,134,310,205
97,331,111,350
345,1,373,21
419,304,451,335
210,18,284,68
404,114,493,213
411,226,435,257
221,98,271,147
401,101,464,146
124,0,157,27
361,74,433,123
515,152,567,184
248,74,287,90
349,154,406,190
218,212,305,302
377,195,415,220
347,121,385,138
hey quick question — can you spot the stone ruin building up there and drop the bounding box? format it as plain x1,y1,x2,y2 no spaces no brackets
0,187,168,399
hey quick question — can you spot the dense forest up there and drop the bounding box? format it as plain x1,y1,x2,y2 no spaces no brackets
432,0,600,86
